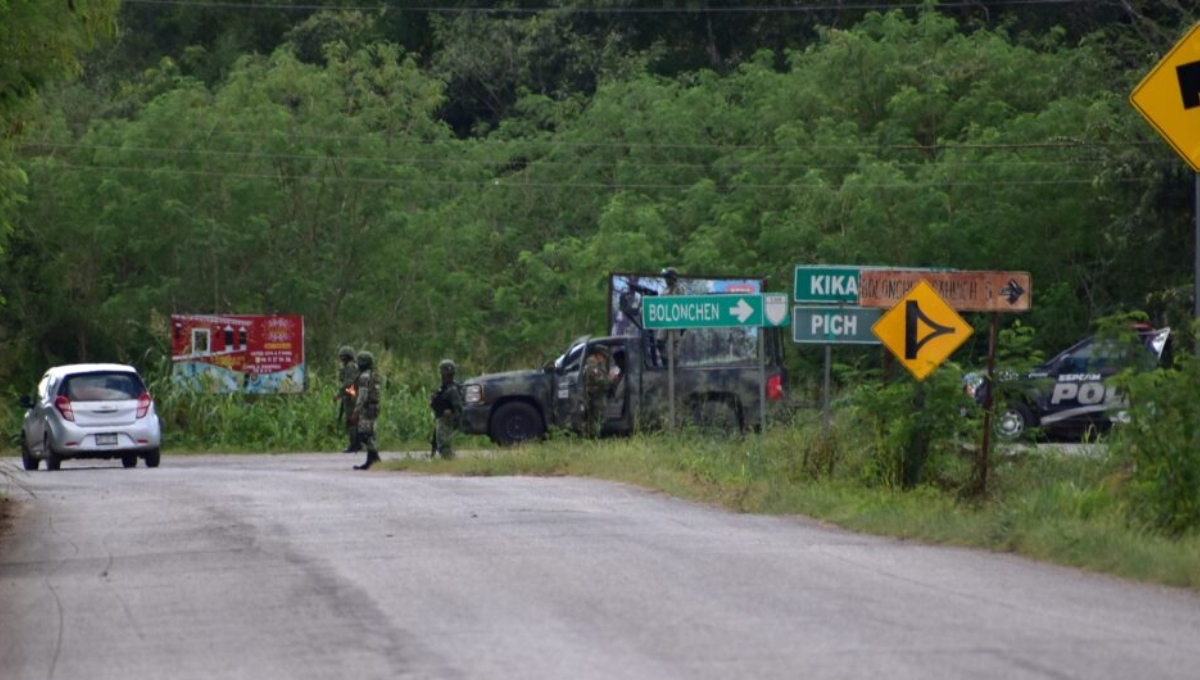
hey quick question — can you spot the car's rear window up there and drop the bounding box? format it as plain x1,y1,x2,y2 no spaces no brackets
60,372,145,401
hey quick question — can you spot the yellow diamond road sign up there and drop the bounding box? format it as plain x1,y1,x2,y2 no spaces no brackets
872,280,973,381
1130,23,1200,172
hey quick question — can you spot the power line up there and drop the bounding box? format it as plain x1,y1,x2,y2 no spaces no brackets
43,160,1162,190
119,0,1097,15
22,142,1122,172
21,136,1155,154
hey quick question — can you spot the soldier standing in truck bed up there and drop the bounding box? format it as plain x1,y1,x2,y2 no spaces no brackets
661,267,686,366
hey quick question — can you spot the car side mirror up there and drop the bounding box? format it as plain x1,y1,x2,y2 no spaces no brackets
543,360,555,373
18,395,33,409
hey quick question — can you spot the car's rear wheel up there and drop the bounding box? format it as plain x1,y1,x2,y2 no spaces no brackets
44,435,61,471
21,441,38,471
121,454,138,468
489,402,545,446
994,402,1035,441
144,449,161,468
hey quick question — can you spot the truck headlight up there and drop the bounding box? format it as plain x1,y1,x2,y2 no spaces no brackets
464,384,483,405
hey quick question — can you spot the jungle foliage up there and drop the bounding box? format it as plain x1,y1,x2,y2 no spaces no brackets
3,1,1199,388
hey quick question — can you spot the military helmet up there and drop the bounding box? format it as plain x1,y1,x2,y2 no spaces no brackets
338,345,355,360
439,359,456,374
356,351,374,370
662,267,678,280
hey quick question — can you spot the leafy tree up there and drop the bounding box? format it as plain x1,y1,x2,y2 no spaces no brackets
0,0,120,255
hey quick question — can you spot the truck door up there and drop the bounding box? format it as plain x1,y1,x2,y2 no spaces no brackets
551,337,589,434
605,341,634,434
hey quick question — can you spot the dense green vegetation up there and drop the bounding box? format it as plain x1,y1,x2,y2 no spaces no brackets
3,2,1200,558
2,1,1198,382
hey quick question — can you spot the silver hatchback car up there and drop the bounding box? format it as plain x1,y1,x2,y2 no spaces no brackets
19,363,163,471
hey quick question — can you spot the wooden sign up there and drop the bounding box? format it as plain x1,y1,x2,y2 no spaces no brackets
859,270,1031,313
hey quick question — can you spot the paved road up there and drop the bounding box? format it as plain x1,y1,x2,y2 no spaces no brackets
2,453,1198,680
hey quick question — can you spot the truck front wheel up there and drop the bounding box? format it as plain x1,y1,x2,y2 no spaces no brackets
490,402,545,446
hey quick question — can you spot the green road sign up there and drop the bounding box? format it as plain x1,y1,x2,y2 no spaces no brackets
792,306,882,344
642,294,765,329
794,265,958,304
794,266,862,304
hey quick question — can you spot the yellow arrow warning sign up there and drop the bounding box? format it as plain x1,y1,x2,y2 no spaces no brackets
1130,23,1200,172
872,280,973,381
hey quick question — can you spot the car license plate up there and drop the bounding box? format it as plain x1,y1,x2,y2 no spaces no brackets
96,433,118,446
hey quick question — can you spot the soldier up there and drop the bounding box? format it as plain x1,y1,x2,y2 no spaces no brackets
430,359,464,459
661,267,686,365
582,345,615,438
663,267,685,296
335,345,360,453
352,351,383,470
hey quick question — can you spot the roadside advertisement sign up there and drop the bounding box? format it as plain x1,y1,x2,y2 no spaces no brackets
170,314,306,393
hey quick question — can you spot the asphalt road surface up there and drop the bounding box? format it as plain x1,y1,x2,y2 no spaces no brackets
2,453,1198,680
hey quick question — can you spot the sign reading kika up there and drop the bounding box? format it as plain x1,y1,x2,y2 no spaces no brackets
872,280,973,380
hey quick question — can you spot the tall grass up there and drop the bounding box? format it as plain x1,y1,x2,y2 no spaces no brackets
140,355,453,452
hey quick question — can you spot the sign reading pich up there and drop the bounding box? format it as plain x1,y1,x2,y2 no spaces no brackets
171,314,306,393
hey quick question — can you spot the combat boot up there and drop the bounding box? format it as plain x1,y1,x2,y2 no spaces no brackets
354,450,380,470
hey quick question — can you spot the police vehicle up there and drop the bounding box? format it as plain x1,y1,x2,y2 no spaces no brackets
967,325,1170,440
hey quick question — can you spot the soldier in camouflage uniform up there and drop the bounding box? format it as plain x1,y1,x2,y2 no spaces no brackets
336,345,361,453
430,359,464,459
662,267,685,296
582,345,615,438
661,267,686,366
352,351,383,470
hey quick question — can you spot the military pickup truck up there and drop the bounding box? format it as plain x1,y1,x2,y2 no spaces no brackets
460,332,788,445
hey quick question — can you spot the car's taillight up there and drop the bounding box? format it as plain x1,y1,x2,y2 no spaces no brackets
136,392,151,418
767,374,785,401
54,395,75,421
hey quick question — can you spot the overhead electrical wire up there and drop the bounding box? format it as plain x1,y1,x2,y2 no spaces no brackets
22,141,1124,172
43,160,1165,191
119,0,1100,14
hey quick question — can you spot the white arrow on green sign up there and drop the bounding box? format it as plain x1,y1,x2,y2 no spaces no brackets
643,294,765,329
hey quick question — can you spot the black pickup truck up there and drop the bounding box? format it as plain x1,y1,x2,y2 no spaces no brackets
460,332,788,445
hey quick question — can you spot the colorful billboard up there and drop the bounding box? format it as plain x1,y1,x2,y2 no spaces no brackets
170,314,306,393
